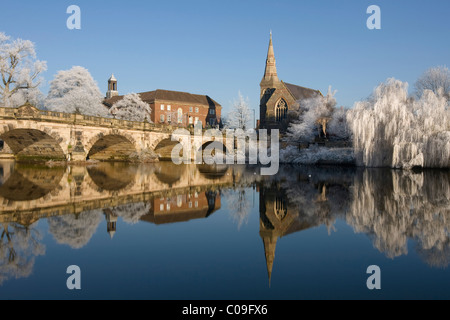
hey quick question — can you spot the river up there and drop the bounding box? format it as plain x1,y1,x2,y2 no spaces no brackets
0,161,449,299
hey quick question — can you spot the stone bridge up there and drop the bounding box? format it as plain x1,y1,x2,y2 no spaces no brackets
0,104,234,162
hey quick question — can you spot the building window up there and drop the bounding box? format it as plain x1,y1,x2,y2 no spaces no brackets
276,99,288,122
160,114,165,123
210,109,215,115
189,107,193,113
177,108,183,124
167,114,172,123
195,107,199,113
194,117,199,125
161,104,165,111
189,117,193,125
167,105,171,111
160,204,164,211
209,118,216,126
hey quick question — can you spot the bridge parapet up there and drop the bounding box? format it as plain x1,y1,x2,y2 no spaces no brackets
0,105,181,133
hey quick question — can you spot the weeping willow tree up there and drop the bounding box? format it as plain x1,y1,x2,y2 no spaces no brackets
347,78,450,169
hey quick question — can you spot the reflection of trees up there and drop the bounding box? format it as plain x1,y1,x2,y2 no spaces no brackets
111,202,151,225
259,166,450,268
225,188,253,229
346,169,450,265
0,222,45,285
416,240,450,269
48,210,103,249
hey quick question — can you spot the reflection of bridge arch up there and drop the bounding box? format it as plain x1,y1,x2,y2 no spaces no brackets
197,164,229,180
86,134,137,161
154,162,186,187
0,164,65,201
0,128,67,161
87,162,136,191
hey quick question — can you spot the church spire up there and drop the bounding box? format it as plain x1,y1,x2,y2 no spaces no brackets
261,31,279,85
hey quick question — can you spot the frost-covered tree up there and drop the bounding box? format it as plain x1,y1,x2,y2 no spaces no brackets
347,78,450,169
109,93,152,122
415,66,450,100
46,66,109,117
226,92,253,130
286,87,336,143
0,32,47,108
328,106,351,141
9,86,45,109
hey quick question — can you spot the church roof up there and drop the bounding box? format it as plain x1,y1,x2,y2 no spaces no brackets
104,89,221,108
283,82,322,101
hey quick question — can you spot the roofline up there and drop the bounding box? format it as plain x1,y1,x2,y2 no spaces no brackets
103,89,222,107
282,81,322,96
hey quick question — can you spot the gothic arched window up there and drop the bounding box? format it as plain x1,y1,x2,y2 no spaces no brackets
276,99,288,122
274,196,287,221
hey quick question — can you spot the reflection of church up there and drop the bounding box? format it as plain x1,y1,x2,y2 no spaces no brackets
259,33,321,132
258,183,317,285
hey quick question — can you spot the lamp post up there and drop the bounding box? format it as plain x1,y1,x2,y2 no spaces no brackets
252,109,256,129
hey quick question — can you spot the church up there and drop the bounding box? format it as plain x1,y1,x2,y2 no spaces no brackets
259,33,322,132
103,75,222,129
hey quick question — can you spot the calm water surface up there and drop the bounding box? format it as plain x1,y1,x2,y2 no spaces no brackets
0,161,449,300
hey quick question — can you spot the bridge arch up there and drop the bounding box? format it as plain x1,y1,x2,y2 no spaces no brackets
86,133,137,161
0,126,67,162
199,140,228,164
154,137,191,161
150,134,172,151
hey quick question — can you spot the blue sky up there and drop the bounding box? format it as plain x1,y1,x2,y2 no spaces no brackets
1,0,449,115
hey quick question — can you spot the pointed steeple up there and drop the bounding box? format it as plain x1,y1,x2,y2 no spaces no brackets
261,31,279,86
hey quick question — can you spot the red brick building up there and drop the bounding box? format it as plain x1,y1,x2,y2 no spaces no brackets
103,75,222,128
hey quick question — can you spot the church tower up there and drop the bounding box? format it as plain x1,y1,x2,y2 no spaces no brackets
259,32,285,131
261,32,279,88
106,74,118,99
259,32,321,132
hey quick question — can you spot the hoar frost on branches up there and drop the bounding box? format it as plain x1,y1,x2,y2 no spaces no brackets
0,32,47,108
415,66,450,100
109,93,152,122
226,92,253,130
46,66,109,117
286,87,349,143
347,78,450,169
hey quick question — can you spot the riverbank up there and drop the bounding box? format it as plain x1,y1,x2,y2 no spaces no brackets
280,145,356,166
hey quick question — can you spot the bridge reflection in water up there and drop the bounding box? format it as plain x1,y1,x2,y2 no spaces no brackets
0,161,449,291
